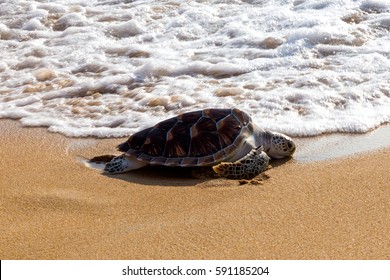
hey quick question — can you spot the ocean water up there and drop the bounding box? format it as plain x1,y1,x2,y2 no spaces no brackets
0,0,389,138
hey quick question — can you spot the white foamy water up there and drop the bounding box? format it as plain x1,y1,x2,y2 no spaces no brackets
0,0,389,137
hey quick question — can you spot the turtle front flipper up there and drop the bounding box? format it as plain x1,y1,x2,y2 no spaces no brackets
212,146,270,179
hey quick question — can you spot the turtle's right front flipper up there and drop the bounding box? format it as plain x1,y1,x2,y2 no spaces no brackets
212,146,270,179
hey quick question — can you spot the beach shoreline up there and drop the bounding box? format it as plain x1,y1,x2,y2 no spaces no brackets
1,119,389,259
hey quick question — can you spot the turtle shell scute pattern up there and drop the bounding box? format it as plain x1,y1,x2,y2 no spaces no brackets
118,108,254,167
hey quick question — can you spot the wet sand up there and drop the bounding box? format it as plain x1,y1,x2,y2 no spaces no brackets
0,120,389,259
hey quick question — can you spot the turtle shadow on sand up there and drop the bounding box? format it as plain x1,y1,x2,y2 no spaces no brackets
87,155,292,187
88,155,211,187
267,156,293,168
110,166,214,187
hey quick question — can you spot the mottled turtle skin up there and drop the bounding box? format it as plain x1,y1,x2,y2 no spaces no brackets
213,145,270,179
104,108,296,178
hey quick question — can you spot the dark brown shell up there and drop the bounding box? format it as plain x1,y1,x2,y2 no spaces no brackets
117,108,254,166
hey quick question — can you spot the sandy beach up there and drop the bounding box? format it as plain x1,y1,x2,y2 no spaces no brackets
0,119,389,260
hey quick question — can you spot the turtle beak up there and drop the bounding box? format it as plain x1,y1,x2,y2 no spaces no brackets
288,141,296,155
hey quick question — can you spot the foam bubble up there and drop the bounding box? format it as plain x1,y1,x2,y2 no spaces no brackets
22,18,47,31
360,0,390,13
15,57,43,70
34,68,57,81
0,23,12,40
55,12,88,31
37,3,67,14
0,62,8,72
106,20,144,38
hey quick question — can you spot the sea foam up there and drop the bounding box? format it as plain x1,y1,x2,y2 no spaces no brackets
0,0,389,138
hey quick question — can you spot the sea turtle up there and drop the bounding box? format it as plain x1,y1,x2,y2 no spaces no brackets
104,108,295,179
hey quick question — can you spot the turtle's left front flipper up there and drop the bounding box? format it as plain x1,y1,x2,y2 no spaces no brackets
212,146,270,179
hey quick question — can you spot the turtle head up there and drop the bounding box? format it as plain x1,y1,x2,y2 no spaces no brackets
263,131,296,159
104,155,130,174
104,154,148,174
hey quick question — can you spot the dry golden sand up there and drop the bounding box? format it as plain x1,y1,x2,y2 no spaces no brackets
0,120,389,260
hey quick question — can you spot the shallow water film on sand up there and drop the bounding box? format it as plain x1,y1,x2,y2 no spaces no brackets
0,0,389,137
